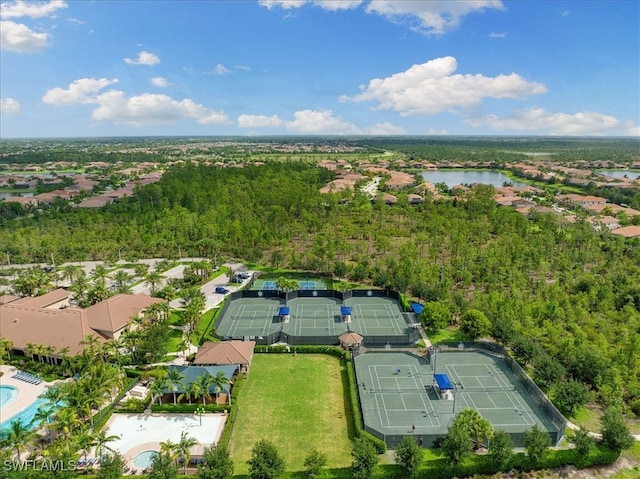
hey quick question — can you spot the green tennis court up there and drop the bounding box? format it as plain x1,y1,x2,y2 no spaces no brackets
353,351,563,448
251,276,331,290
215,295,412,344
215,297,284,339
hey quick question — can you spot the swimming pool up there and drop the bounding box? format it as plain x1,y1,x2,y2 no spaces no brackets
133,450,158,469
0,385,18,407
0,396,59,435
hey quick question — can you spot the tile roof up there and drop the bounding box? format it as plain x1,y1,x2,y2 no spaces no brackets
194,341,256,366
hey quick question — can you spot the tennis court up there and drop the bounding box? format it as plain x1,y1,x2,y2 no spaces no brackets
250,275,331,291
258,280,323,291
345,297,408,337
354,351,563,448
215,294,413,345
215,297,284,339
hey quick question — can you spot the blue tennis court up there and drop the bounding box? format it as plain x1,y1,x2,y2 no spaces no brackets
262,281,277,290
261,280,319,290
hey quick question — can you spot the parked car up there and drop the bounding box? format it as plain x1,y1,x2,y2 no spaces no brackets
238,271,251,279
215,286,230,294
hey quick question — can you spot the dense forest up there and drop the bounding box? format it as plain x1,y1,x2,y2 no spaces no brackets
1,159,639,416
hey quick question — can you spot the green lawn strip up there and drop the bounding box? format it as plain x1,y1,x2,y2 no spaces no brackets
228,354,352,474
166,328,185,353
193,308,217,345
428,327,466,344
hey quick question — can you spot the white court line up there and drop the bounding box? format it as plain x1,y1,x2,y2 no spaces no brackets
409,364,438,427
371,365,391,427
487,364,535,425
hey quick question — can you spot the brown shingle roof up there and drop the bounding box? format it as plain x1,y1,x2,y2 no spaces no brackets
86,293,165,334
0,304,99,355
193,340,256,366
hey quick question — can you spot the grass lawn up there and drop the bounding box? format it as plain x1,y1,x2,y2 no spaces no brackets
427,327,466,344
228,354,352,475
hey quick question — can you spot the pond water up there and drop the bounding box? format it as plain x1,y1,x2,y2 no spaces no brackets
420,170,529,188
596,170,640,180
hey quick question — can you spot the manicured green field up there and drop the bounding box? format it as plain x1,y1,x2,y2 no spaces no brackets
228,354,352,474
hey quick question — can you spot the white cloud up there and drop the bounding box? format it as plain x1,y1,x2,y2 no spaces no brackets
365,0,504,35
341,56,547,115
489,31,507,39
258,1,500,32
258,0,306,9
90,91,229,127
366,122,405,135
0,0,67,19
0,97,21,115
0,20,48,52
465,107,635,135
234,64,251,71
208,64,231,75
427,127,448,135
627,125,640,137
42,77,118,105
124,50,160,66
151,77,169,87
285,109,362,134
312,0,363,11
260,0,363,10
238,114,283,128
562,10,571,17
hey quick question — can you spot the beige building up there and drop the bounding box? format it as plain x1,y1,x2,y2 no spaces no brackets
0,290,164,359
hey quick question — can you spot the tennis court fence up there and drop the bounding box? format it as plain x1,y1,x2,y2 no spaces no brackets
427,341,567,445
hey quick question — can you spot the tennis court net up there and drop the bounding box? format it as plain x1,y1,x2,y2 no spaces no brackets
457,386,517,393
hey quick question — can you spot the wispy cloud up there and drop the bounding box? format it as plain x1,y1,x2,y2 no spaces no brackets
489,32,507,39
465,107,637,136
151,77,170,88
124,50,160,66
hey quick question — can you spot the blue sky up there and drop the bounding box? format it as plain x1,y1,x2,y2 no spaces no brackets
1,0,638,138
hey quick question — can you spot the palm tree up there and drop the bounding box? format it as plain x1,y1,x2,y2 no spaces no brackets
59,264,85,285
32,406,55,444
210,371,230,405
69,275,90,305
112,269,132,290
0,337,14,362
74,428,97,466
90,264,110,286
178,382,193,405
193,373,214,405
177,431,198,474
144,271,164,295
53,407,79,453
150,378,168,405
6,419,36,461
159,439,178,464
94,429,119,459
166,368,185,405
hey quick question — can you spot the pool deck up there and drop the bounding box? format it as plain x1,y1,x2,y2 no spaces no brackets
105,412,227,474
0,364,59,424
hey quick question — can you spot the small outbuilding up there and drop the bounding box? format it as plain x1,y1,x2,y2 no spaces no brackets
339,331,363,350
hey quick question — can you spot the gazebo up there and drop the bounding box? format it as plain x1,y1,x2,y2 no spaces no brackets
339,331,363,350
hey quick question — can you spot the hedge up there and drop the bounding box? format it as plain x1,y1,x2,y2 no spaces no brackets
218,373,244,450
151,403,229,413
254,344,349,361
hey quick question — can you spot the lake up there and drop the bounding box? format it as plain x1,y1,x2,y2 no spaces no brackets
596,170,640,180
419,170,529,188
